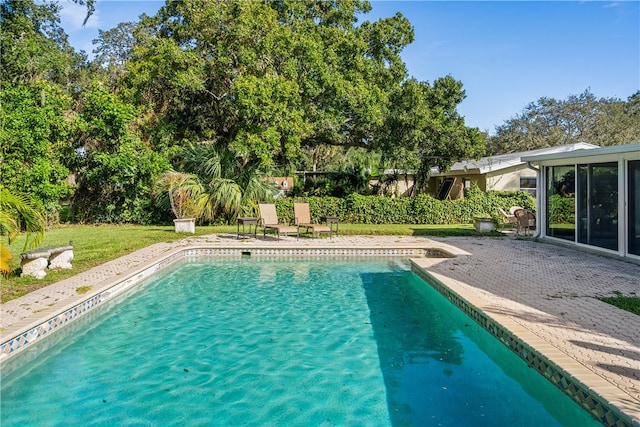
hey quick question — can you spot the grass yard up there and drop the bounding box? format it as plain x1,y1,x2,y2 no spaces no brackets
2,224,206,302
600,292,640,316
1,223,494,303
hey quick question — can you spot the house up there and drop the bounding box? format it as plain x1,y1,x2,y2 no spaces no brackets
522,142,640,262
370,169,415,197
427,143,598,199
267,177,294,197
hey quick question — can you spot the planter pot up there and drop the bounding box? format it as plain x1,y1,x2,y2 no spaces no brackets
174,218,196,233
474,218,496,232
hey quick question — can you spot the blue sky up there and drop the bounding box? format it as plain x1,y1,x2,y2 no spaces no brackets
60,1,640,135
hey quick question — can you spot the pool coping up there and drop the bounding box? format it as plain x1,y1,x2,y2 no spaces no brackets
1,244,637,426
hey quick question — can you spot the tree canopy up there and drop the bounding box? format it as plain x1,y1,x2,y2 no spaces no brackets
486,90,640,154
7,0,635,225
0,0,80,221
122,0,423,167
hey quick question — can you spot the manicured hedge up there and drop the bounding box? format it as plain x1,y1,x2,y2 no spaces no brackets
275,188,536,225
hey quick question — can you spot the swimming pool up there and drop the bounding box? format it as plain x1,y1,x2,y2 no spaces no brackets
1,257,600,426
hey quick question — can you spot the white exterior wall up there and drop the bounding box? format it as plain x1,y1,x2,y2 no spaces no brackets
486,166,537,192
369,175,415,197
526,143,640,263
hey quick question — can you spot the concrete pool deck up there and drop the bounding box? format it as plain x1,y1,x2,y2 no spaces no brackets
1,233,639,425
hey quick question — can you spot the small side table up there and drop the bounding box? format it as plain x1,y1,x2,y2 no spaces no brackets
237,217,258,239
320,216,339,236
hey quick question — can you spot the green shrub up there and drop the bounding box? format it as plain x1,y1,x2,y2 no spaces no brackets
276,190,536,224
273,196,346,224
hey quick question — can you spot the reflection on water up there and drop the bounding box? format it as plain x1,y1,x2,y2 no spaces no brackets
362,270,600,427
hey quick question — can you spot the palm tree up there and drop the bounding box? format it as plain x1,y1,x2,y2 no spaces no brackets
177,142,275,221
0,187,45,274
155,171,204,219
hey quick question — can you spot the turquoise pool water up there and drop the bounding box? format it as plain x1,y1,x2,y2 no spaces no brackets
1,258,599,426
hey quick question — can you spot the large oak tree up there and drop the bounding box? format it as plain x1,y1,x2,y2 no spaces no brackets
121,0,484,178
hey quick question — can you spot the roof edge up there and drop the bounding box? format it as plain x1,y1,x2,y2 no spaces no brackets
523,142,640,163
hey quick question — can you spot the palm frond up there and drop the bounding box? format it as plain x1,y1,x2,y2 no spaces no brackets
155,171,204,218
0,187,45,251
175,142,276,221
199,178,243,220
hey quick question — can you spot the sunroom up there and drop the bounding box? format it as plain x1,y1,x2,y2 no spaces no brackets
522,143,640,262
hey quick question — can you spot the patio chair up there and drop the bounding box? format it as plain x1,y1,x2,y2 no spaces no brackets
498,207,517,224
294,202,332,238
258,203,299,240
513,208,536,236
509,206,524,215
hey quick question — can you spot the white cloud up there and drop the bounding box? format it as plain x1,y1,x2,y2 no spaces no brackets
59,1,101,30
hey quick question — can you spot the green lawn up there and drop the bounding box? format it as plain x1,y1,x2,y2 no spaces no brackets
600,292,640,316
4,224,637,318
2,223,495,303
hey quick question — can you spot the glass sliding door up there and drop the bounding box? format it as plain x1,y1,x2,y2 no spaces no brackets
546,166,575,241
577,162,618,250
629,160,640,256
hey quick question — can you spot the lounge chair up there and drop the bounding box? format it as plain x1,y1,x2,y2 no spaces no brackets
498,207,517,224
258,203,299,240
513,208,536,236
294,202,332,238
